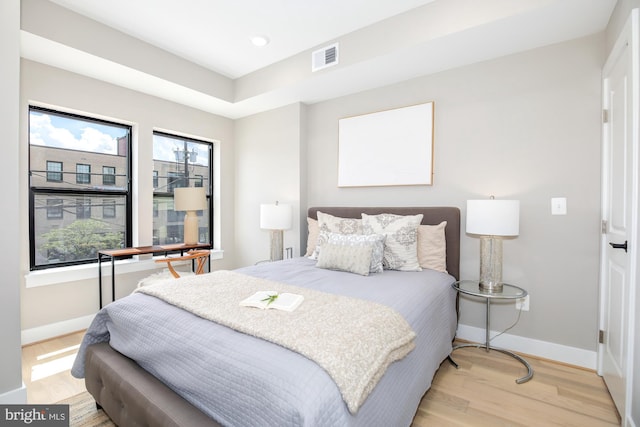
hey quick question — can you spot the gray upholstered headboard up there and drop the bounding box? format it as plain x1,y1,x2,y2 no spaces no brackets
308,206,461,280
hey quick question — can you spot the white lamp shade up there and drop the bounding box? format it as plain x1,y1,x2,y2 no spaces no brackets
466,199,520,236
260,203,292,230
174,187,207,211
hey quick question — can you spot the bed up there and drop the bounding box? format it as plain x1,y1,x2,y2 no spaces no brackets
72,206,460,427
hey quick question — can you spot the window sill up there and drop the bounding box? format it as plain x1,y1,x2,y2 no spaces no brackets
25,249,224,288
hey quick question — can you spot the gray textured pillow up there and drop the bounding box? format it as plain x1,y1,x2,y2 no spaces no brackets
361,213,423,271
316,242,373,276
327,232,385,273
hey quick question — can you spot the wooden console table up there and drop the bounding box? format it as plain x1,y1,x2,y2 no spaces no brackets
97,243,211,308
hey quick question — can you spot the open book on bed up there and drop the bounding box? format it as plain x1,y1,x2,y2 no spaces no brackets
240,291,304,311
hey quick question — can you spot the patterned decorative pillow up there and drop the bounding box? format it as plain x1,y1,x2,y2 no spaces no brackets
361,213,423,271
327,232,385,273
317,211,362,234
417,221,447,272
304,217,319,257
316,242,373,276
310,212,363,259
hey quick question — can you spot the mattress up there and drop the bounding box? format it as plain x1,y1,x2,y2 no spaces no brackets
72,257,457,426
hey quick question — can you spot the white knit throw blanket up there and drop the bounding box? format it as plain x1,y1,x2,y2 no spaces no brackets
135,270,416,413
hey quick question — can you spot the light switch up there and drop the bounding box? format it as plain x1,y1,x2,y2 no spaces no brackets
551,197,567,215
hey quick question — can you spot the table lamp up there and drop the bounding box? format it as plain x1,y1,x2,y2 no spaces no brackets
466,198,520,292
260,201,292,261
174,187,207,245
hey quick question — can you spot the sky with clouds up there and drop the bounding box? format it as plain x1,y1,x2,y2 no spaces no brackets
30,110,209,166
29,110,125,155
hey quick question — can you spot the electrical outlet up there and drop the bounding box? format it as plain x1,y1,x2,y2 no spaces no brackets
516,295,530,311
551,197,567,215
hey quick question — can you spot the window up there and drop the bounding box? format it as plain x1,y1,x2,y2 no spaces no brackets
103,166,116,186
152,131,212,245
46,161,63,182
103,199,116,218
46,199,63,219
167,171,185,193
75,198,91,219
76,164,91,184
29,106,132,269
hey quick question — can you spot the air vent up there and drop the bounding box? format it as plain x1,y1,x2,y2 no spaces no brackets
312,43,339,72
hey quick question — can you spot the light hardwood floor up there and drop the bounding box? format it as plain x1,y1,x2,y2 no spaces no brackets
22,330,86,404
23,332,620,426
414,346,620,426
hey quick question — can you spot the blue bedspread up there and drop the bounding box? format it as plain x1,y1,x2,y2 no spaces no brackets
72,257,456,427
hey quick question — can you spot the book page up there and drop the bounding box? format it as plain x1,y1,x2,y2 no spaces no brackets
239,291,303,311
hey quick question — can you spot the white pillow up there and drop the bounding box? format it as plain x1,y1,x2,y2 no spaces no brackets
310,212,363,259
361,213,423,271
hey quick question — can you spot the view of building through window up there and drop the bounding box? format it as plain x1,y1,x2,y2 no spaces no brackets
152,132,212,245
28,106,131,269
28,108,213,270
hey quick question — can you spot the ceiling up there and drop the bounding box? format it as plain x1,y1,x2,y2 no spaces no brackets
49,0,439,79
26,0,617,118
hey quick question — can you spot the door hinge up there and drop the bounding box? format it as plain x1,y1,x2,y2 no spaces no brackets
601,220,608,234
599,330,605,344
603,109,609,123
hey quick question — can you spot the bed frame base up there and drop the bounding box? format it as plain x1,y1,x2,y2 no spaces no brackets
85,342,221,427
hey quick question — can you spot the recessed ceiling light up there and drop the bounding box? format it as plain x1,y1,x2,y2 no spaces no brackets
251,35,270,47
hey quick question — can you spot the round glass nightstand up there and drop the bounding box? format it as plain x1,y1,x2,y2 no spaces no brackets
450,280,533,384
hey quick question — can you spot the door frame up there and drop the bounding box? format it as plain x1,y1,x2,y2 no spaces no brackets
598,9,639,426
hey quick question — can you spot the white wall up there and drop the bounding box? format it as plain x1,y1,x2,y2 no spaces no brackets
19,60,236,332
234,103,306,266
305,34,605,355
0,0,25,403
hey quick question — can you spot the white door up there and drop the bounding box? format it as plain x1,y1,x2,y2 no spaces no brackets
599,11,637,422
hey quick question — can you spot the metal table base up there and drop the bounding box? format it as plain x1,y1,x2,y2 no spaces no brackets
449,343,534,384
449,296,534,384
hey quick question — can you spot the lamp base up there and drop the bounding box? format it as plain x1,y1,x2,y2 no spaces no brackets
270,230,284,261
479,236,503,293
183,211,199,245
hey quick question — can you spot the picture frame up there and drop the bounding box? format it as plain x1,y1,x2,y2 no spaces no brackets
338,101,434,187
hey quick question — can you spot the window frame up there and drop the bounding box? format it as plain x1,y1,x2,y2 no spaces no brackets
75,198,92,219
76,163,91,184
46,198,63,219
102,166,116,186
46,161,63,182
28,105,133,271
152,130,213,247
103,199,116,218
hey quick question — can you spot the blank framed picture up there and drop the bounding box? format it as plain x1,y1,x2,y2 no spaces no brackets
338,102,434,187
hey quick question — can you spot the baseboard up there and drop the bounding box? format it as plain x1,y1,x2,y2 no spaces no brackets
0,383,27,404
456,324,597,370
21,314,95,345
